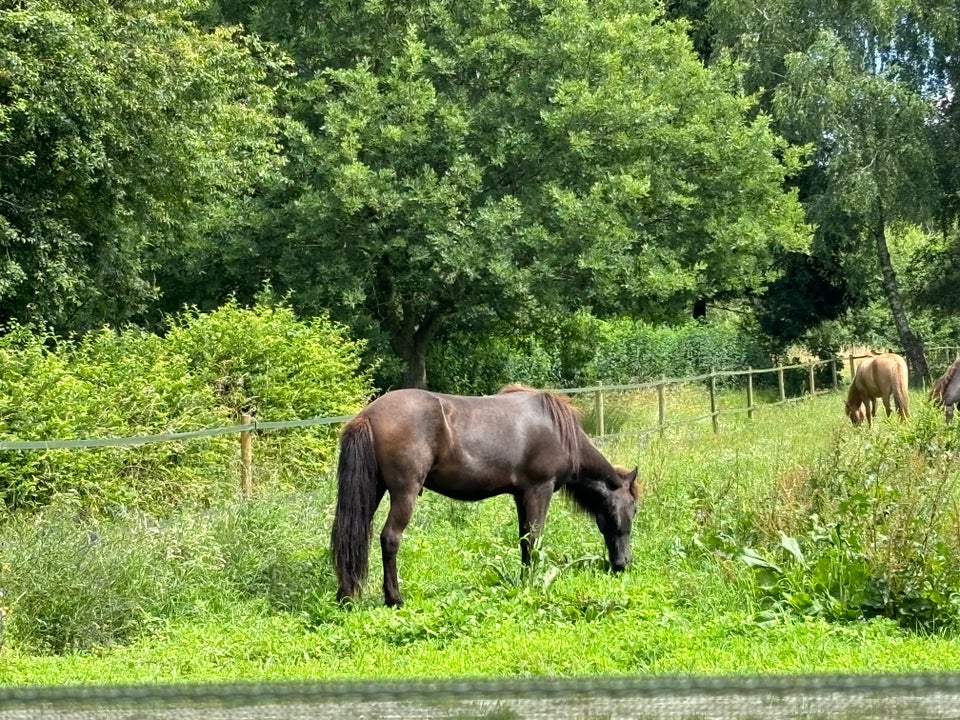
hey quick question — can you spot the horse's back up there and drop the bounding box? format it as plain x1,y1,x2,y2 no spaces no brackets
357,388,571,495
357,389,448,471
858,353,907,393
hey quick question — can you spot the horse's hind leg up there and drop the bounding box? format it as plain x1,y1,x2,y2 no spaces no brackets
380,489,419,607
881,393,893,418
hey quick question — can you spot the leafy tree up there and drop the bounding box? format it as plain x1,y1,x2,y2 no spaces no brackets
773,31,937,379
199,0,809,388
0,0,281,334
682,0,960,380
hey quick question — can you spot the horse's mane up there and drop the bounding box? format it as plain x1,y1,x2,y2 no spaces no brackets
930,356,960,402
498,384,582,473
497,383,535,395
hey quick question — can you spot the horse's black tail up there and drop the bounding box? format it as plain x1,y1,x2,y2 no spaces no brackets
331,414,379,602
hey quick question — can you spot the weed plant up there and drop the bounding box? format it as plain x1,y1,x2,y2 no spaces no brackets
735,404,960,631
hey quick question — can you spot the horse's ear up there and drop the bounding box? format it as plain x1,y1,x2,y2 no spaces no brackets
626,467,640,499
615,467,639,496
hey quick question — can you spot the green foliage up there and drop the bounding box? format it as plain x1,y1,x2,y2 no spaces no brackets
691,0,952,370
201,0,808,389
0,322,231,514
7,393,960,677
738,410,960,632
427,333,558,395
428,314,770,393
0,0,281,334
0,300,373,515
586,317,770,385
164,297,371,421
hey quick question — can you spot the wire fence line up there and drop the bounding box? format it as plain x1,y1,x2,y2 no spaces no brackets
4,345,957,454
0,360,840,453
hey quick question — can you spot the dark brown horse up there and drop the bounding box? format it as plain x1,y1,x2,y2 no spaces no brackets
930,355,960,422
331,385,639,606
845,353,910,426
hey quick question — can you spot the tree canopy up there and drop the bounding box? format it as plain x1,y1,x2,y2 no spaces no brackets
15,0,960,389
0,0,281,333
194,0,809,387
671,0,960,377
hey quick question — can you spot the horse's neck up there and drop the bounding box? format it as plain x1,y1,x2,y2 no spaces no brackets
574,437,614,479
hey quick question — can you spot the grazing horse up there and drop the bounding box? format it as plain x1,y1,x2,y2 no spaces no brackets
330,385,640,607
845,353,910,426
930,355,960,422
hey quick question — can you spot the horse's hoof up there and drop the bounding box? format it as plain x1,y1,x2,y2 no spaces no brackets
385,597,404,608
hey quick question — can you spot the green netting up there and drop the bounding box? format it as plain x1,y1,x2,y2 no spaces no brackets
3,674,960,719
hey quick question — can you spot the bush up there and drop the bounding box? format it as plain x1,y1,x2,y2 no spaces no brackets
0,300,374,516
427,333,559,395
428,315,771,394
738,409,960,632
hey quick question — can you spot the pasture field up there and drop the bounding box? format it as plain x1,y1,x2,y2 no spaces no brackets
3,387,960,685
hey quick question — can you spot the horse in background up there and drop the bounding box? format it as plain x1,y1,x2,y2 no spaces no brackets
331,384,640,607
845,353,910,426
930,355,960,422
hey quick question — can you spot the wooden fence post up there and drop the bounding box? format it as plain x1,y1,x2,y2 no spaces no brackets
709,369,719,433
778,366,786,403
657,377,666,438
808,363,816,396
595,382,605,438
831,359,838,390
848,355,856,384
240,412,253,498
747,367,755,421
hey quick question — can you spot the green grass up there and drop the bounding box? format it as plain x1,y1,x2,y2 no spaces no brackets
3,389,960,685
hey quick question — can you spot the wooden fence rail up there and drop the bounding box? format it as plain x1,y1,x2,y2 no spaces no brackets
557,358,839,444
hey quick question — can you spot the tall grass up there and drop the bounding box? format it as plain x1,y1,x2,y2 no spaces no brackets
3,388,960,683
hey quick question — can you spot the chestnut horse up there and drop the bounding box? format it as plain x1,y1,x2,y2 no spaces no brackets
930,355,960,422
845,353,910,426
331,385,639,606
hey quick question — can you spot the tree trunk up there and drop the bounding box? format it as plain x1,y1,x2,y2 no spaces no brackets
872,198,930,385
401,347,428,389
693,297,707,319
391,306,446,390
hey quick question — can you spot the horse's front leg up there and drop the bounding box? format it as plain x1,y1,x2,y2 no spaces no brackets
513,483,554,567
380,489,418,607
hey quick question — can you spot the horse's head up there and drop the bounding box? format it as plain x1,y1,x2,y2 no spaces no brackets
845,398,866,426
594,467,640,572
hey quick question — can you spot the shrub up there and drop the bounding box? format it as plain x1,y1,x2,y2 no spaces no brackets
428,315,771,394
427,333,558,395
0,300,374,516
586,317,769,386
738,409,960,632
